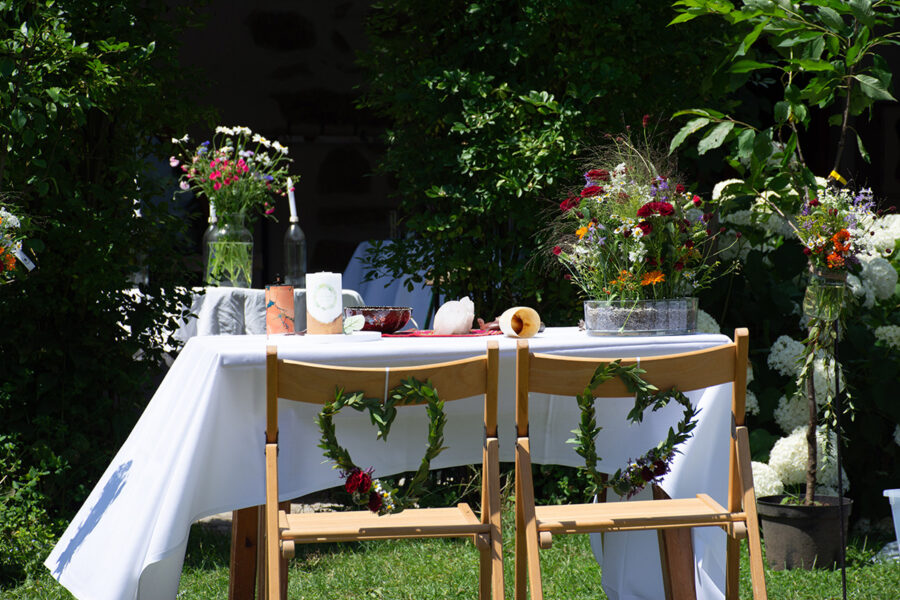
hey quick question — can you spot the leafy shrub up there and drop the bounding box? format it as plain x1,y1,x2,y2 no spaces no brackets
357,0,734,323
0,0,211,584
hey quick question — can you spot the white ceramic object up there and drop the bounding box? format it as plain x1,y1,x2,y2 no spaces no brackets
432,296,475,335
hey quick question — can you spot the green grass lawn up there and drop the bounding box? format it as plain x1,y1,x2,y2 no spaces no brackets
6,513,900,599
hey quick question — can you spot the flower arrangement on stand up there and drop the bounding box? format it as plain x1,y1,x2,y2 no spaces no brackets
550,130,732,334
172,126,293,287
0,203,37,284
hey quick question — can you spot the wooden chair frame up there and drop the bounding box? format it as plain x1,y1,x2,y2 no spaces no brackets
513,328,766,600
263,340,504,600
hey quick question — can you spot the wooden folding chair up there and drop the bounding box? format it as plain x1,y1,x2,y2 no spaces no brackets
514,328,766,600
263,341,504,600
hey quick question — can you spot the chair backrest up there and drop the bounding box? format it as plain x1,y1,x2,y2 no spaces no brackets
516,328,749,438
266,340,500,444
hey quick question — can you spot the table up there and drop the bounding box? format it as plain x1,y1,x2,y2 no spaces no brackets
173,286,365,341
45,329,735,600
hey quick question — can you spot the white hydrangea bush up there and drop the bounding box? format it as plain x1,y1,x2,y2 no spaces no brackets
873,325,900,350
767,426,848,491
751,461,784,498
696,309,721,334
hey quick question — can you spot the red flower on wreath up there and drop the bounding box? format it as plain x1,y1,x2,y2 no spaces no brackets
367,490,383,513
344,468,372,494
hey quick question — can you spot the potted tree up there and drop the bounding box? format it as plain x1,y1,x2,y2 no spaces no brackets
669,0,900,570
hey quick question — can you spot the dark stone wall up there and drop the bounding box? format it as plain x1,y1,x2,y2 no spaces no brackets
178,0,394,286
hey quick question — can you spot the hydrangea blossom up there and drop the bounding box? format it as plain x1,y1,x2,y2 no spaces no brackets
751,461,784,498
773,393,807,433
875,325,900,350
696,309,720,334
860,255,898,300
767,335,805,377
768,426,848,490
745,389,760,416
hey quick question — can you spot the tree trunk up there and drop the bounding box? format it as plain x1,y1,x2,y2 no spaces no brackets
805,371,817,506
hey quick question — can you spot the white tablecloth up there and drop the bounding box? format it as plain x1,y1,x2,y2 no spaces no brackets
173,286,364,340
45,329,734,600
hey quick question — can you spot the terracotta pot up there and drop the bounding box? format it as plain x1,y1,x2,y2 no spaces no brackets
757,494,852,570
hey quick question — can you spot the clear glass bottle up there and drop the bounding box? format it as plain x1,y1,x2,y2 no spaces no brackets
201,204,219,286
283,216,307,287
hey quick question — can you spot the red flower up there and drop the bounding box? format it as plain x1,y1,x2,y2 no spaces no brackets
552,246,562,256
808,198,820,207
675,183,685,194
345,468,372,494
581,185,604,198
637,221,653,236
684,240,694,249
586,169,610,182
367,491,383,513
692,195,702,206
559,196,580,212
637,201,675,218
674,261,684,271
702,213,712,223
803,247,812,255
642,114,650,128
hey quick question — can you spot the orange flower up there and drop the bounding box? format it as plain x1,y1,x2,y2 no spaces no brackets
832,229,850,243
640,270,665,286
0,249,14,272
826,252,845,269
575,225,590,240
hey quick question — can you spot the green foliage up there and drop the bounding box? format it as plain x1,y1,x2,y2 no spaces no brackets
357,0,733,323
0,432,65,586
669,0,900,193
0,0,211,584
670,0,900,516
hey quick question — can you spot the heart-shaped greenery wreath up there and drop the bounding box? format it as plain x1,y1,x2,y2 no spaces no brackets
317,377,446,515
569,360,699,499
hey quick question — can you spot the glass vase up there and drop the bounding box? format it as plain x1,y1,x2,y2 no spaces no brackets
802,268,846,322
583,297,698,336
206,211,253,288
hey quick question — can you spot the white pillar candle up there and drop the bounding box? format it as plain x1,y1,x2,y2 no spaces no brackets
306,271,343,333
287,177,298,220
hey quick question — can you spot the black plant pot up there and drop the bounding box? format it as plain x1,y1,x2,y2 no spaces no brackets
757,494,852,570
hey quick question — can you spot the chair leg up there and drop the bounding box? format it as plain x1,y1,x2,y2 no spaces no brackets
725,535,740,600
736,427,768,600
515,464,528,600
516,438,543,600
229,506,259,600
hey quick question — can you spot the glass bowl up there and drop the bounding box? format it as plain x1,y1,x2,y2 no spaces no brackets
343,306,412,334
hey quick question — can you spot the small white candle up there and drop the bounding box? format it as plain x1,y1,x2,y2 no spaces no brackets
306,271,342,325
287,177,298,220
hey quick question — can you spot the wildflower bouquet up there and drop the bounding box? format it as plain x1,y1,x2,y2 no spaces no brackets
0,204,36,284
552,139,727,302
171,125,292,218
